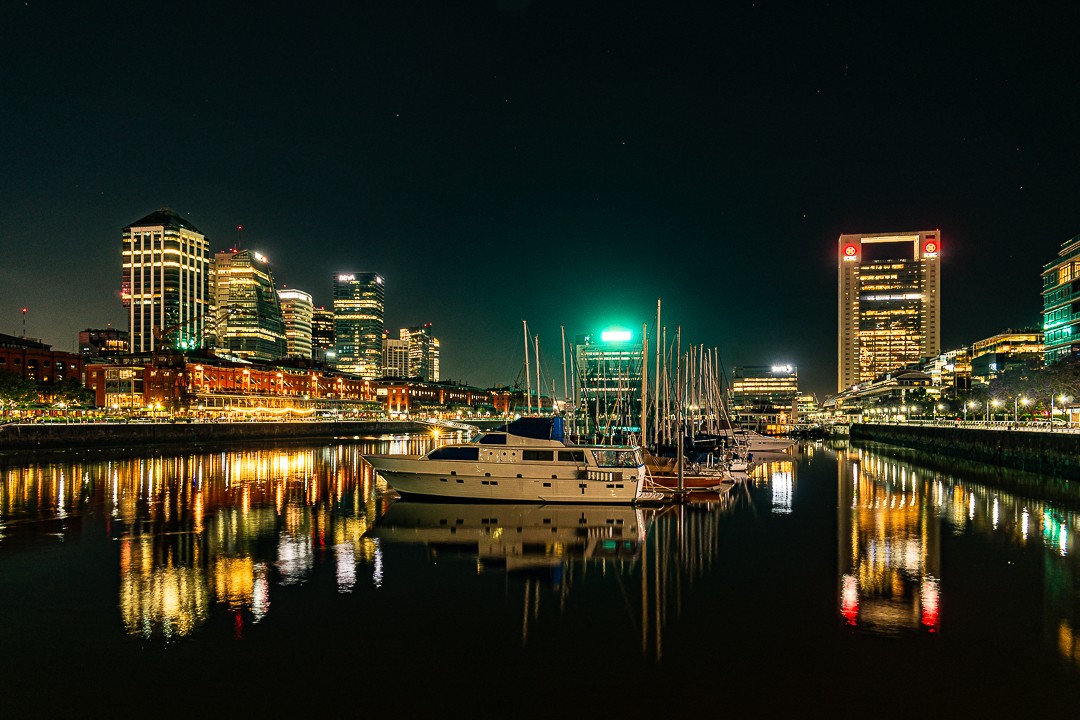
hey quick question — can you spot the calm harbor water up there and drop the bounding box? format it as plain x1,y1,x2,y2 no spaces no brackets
2,435,1079,715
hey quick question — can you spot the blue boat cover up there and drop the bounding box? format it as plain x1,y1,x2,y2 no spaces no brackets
497,417,564,441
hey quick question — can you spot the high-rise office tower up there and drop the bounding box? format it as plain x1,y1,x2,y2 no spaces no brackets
213,249,287,361
278,288,314,360
383,330,410,378
838,230,941,391
403,323,440,381
573,328,644,435
333,272,384,379
1042,234,1080,363
121,208,211,352
311,306,336,364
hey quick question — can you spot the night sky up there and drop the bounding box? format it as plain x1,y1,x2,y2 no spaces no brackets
3,1,1079,398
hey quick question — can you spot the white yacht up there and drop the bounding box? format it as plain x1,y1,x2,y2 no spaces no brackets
363,417,660,504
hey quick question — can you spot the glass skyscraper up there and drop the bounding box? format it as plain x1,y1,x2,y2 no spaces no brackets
333,273,384,379
213,249,287,361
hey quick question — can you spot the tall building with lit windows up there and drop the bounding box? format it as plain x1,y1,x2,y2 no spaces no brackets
1042,234,1080,363
730,365,799,432
121,208,211,352
838,231,941,392
278,288,314,360
333,272,384,379
573,328,644,437
213,249,287,361
404,323,440,381
311,306,335,364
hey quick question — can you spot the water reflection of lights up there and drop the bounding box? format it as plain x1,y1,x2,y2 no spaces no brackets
0,439,424,642
840,445,1080,646
771,469,793,514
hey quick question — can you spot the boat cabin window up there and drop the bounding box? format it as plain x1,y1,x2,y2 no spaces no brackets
558,450,585,462
591,448,643,468
427,446,480,460
522,450,554,461
477,433,508,444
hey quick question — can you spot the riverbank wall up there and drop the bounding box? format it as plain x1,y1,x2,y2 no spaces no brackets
0,420,433,455
850,423,1080,481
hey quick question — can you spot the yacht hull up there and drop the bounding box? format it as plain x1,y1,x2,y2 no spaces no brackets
364,454,645,504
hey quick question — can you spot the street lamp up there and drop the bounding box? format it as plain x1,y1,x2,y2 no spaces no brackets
965,400,977,423
991,398,1001,423
1062,395,1072,428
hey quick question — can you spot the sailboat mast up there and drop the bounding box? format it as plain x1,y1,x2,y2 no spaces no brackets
560,325,568,412
676,325,683,493
654,299,661,446
640,322,648,449
534,334,541,416
523,320,531,415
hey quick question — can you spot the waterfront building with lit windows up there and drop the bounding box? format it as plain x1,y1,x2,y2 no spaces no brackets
0,333,83,385
838,230,941,392
311,306,335,364
333,273,384,379
573,328,643,438
969,328,1044,383
1042,234,1080,363
278,289,314,360
213,249,287,362
729,365,799,434
122,208,211,352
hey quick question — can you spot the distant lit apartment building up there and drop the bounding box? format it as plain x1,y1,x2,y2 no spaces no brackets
78,327,129,358
383,331,410,377
212,249,286,362
404,323,440,381
574,329,643,436
311,306,335,364
122,208,211,352
333,273,385,379
729,365,799,433
838,230,941,392
1042,234,1080,363
278,288,314,360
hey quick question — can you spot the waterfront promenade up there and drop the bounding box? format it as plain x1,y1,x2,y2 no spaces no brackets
851,420,1080,483
0,417,503,454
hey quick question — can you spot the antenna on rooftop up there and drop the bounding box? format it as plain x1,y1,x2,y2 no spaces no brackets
235,225,242,252
21,307,27,338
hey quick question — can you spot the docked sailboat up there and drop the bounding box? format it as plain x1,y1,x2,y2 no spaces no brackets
363,416,663,504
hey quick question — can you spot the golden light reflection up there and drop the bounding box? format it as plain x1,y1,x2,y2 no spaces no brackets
1,438,415,643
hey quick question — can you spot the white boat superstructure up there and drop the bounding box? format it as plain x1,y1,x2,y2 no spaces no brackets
717,428,795,453
363,417,658,504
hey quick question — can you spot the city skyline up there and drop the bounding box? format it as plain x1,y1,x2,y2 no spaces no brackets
2,2,1078,398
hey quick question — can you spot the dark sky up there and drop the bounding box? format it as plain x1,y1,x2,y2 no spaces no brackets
2,0,1079,399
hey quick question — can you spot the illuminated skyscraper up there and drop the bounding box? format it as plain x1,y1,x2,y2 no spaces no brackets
573,328,644,437
213,249,286,361
838,231,941,392
121,208,211,352
333,273,384,379
278,288,314,360
403,323,440,381
311,306,335,364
